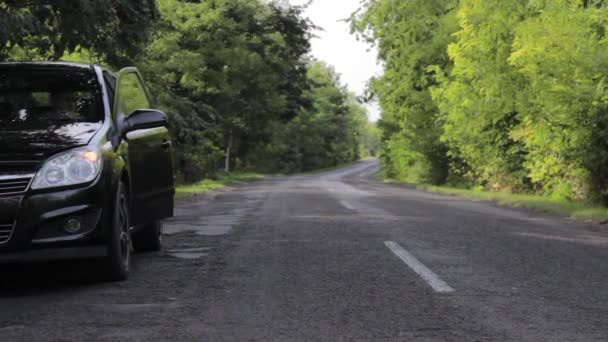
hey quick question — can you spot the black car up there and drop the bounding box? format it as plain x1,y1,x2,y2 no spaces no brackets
0,62,175,281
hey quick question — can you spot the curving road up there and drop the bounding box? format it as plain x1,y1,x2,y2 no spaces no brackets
2,160,608,341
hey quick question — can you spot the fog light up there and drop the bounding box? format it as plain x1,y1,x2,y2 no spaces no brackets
64,218,82,234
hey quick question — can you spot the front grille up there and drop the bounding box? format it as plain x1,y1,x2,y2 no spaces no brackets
0,176,33,197
0,223,14,243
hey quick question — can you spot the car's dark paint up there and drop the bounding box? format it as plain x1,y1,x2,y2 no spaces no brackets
125,109,168,133
0,62,174,263
0,123,102,156
126,127,174,225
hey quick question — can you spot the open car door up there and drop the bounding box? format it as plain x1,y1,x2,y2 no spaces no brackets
113,67,174,226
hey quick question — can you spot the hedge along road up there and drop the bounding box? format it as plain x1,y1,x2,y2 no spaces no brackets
1,160,608,341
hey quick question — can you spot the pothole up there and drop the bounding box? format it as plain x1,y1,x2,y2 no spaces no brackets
167,247,212,259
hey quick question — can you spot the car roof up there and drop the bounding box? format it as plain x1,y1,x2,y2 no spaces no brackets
0,61,110,73
0,61,92,68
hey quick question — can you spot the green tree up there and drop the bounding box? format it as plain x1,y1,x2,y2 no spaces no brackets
273,61,367,172
431,0,531,191
356,0,608,203
142,0,313,180
508,0,608,200
353,0,459,184
0,0,158,65
361,122,381,158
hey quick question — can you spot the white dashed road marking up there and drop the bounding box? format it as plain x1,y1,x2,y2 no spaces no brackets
384,241,455,294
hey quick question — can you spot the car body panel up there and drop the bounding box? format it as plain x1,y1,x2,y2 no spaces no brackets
126,126,175,224
0,123,102,156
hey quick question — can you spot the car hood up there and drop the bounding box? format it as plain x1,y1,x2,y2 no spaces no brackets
0,122,102,160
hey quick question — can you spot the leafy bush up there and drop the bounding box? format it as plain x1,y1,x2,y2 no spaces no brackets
355,0,608,204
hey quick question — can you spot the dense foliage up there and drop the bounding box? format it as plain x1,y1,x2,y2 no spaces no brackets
0,0,158,65
268,61,368,172
355,0,608,203
1,0,371,182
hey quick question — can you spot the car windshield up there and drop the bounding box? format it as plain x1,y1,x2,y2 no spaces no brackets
0,66,103,131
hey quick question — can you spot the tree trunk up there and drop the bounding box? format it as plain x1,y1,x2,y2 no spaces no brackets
224,130,233,173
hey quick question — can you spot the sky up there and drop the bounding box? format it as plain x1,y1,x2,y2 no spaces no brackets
289,0,384,122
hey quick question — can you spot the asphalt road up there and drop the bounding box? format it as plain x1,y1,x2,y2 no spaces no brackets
2,160,608,341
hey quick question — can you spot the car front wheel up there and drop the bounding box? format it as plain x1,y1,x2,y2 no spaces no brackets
102,181,131,281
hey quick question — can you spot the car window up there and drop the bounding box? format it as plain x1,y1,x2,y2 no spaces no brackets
116,73,150,117
0,67,103,130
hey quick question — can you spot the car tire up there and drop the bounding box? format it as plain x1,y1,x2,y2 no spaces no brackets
132,220,163,252
102,181,131,281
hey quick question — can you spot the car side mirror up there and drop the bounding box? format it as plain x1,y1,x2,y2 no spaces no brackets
124,109,168,134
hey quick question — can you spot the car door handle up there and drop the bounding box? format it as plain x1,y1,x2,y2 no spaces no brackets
161,141,172,151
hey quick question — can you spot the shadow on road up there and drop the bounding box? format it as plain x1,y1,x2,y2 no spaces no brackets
0,260,107,297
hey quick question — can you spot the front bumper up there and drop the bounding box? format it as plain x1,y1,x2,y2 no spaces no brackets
0,176,113,256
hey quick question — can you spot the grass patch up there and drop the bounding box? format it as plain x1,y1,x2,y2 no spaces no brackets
175,173,263,198
409,184,608,223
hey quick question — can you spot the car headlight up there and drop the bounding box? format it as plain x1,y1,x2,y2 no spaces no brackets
31,147,102,190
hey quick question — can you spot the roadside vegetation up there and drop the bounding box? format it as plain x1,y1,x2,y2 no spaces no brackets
1,0,378,186
175,173,263,198
354,0,608,219
410,184,608,222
